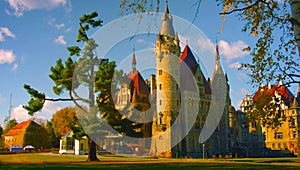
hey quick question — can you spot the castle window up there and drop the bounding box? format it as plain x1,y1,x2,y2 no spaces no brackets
159,84,162,90
252,132,258,141
160,100,162,106
274,132,283,140
242,132,248,141
293,131,297,139
284,143,287,149
159,70,162,75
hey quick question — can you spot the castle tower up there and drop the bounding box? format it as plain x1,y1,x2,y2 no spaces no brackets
151,1,181,157
211,43,230,155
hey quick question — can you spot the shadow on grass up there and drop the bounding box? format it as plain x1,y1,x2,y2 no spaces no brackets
0,162,298,170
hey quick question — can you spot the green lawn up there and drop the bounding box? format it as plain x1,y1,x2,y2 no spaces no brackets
0,153,300,169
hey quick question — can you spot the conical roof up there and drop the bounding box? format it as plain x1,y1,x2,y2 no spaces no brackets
180,45,198,75
159,1,175,37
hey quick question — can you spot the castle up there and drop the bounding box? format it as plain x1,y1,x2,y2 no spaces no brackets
114,2,233,158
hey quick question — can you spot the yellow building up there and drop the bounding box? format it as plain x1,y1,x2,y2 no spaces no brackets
240,83,300,156
4,120,50,150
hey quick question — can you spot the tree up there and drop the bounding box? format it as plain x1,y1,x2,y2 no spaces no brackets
23,11,113,161
46,121,60,148
47,106,84,148
0,126,3,136
120,0,300,86
120,0,300,156
3,119,17,134
51,107,78,137
220,0,300,87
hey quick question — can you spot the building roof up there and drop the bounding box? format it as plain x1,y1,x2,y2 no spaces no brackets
180,45,211,94
127,70,150,96
253,84,296,107
4,120,31,136
159,2,175,37
180,45,198,75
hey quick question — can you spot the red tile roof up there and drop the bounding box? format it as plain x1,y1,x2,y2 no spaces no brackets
253,84,295,107
4,120,31,136
128,70,150,96
180,45,211,94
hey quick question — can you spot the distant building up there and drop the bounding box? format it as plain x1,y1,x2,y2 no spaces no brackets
3,120,50,150
240,83,300,156
229,106,265,158
59,131,89,155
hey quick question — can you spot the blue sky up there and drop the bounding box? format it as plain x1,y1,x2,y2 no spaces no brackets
0,0,295,126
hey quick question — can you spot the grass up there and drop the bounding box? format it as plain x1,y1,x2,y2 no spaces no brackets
0,153,300,169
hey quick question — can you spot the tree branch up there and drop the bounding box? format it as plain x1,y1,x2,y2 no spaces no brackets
219,0,261,15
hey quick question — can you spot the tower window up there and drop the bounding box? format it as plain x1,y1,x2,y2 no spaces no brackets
160,100,162,105
275,132,283,139
159,70,162,75
159,84,162,90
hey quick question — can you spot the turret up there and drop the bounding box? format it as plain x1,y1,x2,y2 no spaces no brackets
132,46,137,71
212,42,224,83
159,1,175,37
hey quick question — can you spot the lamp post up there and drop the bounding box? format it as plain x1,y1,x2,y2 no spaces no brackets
202,143,205,159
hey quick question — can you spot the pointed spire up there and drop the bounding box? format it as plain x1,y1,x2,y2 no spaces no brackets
215,39,220,61
214,41,223,74
175,32,179,40
160,0,175,37
297,82,300,97
165,0,170,14
132,46,136,70
291,97,299,108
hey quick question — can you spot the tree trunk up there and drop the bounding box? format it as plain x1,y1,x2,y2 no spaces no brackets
290,0,300,56
87,137,99,161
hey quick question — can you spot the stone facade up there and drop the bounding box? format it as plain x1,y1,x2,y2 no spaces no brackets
149,3,231,158
114,3,232,158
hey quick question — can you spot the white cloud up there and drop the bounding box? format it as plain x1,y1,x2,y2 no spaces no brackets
6,0,69,17
65,27,72,32
219,40,249,61
136,39,155,48
0,94,5,103
11,63,18,71
11,105,32,121
240,88,249,96
31,115,47,125
10,105,51,124
54,35,66,45
197,36,215,52
0,49,16,64
11,100,61,122
0,27,15,41
237,72,248,81
178,34,190,49
41,100,62,115
55,23,65,29
229,62,242,69
47,18,56,25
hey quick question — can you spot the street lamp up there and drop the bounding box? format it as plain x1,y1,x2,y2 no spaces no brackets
202,143,205,159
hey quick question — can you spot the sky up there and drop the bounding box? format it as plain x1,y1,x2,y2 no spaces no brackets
0,0,296,127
